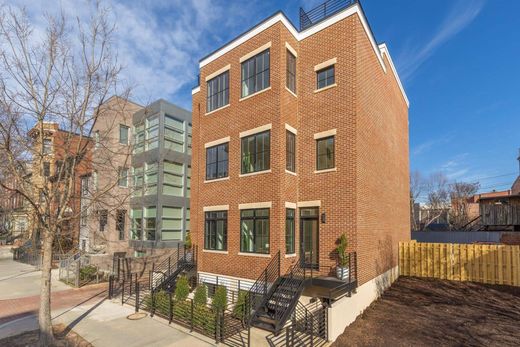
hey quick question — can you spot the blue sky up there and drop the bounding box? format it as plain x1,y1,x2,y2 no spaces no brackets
12,0,520,192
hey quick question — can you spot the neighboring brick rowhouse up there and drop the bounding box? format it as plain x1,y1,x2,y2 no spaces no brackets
512,177,520,195
191,5,410,286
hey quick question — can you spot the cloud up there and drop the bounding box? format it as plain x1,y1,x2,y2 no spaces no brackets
412,135,452,156
398,0,485,81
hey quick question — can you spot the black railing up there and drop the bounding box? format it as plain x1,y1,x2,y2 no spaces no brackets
150,245,196,293
300,0,357,31
247,251,281,315
286,301,328,347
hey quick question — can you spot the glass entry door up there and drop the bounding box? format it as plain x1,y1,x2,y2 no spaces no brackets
300,207,319,269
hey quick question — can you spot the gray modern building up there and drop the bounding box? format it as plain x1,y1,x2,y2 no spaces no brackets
130,99,192,254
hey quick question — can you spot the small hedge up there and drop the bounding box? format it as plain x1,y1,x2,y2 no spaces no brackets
79,265,97,281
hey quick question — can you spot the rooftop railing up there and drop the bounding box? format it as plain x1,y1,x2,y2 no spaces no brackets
299,0,358,31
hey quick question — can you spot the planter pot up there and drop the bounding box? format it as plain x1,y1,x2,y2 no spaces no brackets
337,266,350,281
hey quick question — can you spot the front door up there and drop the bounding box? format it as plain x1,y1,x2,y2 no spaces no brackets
300,207,319,269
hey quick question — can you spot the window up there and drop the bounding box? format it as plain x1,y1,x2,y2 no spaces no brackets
187,124,192,155
163,162,184,196
286,209,295,254
116,210,126,240
186,208,190,234
205,211,227,251
80,207,88,227
144,163,158,195
162,207,182,241
43,138,52,155
119,125,129,145
42,162,50,177
144,207,156,240
130,209,142,240
81,176,89,196
316,136,335,170
133,123,145,153
207,71,229,112
241,49,270,97
317,65,335,89
118,168,128,187
99,210,108,232
286,50,296,93
187,165,191,198
241,131,270,174
132,166,143,197
206,143,229,180
145,116,159,150
164,115,184,152
240,209,269,254
286,131,296,173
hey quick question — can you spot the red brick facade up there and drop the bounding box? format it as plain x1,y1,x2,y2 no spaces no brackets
191,6,410,285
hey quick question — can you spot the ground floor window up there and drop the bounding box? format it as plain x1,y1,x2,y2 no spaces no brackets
240,209,269,254
205,211,227,251
144,207,156,240
286,208,295,254
130,209,142,240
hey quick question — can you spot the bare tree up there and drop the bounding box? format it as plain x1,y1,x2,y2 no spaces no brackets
410,170,423,231
0,3,128,345
450,181,480,229
422,172,451,230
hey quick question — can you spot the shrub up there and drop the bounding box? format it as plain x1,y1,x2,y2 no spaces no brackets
232,290,249,320
144,290,171,317
174,276,189,302
79,265,97,281
194,284,208,307
212,286,227,312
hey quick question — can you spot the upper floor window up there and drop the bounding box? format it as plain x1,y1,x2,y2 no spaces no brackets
119,125,130,145
130,208,142,240
317,65,335,90
145,116,159,150
42,162,51,177
133,124,145,154
286,131,296,173
144,163,158,195
207,71,229,112
132,166,143,197
43,139,52,155
99,209,108,232
116,210,126,240
241,49,270,98
144,206,156,240
81,176,90,196
206,143,229,180
118,168,129,187
241,131,270,174
162,206,183,241
163,161,184,197
164,115,184,153
286,50,296,93
316,136,335,171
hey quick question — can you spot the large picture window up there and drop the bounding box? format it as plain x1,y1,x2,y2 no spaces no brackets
286,131,296,173
145,116,159,150
241,49,270,98
165,115,184,153
241,131,270,174
118,168,128,187
286,50,296,93
130,209,142,240
207,71,229,112
286,209,295,254
205,211,227,251
162,207,182,241
240,209,269,254
133,123,145,153
316,136,335,171
163,162,184,196
206,143,229,180
144,207,156,240
144,163,158,195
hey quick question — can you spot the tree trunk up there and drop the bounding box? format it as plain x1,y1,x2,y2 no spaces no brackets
38,228,55,346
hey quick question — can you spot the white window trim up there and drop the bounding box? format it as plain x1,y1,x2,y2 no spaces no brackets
204,136,230,148
285,170,297,176
314,129,337,140
314,57,337,72
239,169,271,178
285,123,297,135
239,86,271,102
204,177,230,184
205,64,231,82
238,252,271,258
298,200,321,207
202,249,229,255
239,42,272,63
285,253,297,258
238,202,272,210
314,167,337,174
285,42,298,57
203,205,229,212
285,202,296,209
205,103,230,116
314,83,337,93
239,124,272,138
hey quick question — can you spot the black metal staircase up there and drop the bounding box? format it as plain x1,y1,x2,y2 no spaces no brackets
251,258,307,334
151,245,196,294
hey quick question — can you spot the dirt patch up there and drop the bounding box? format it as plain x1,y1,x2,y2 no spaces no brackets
0,323,92,347
332,277,520,347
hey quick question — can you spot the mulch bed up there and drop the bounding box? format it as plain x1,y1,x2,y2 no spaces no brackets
0,324,91,347
332,277,520,347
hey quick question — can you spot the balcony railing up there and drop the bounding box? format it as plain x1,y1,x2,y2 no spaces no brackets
300,0,358,31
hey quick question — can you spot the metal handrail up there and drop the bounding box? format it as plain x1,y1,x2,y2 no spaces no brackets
299,0,357,31
247,251,281,315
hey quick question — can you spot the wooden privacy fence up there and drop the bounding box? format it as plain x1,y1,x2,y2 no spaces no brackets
399,242,520,287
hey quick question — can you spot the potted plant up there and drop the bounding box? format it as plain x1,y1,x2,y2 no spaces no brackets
336,234,350,280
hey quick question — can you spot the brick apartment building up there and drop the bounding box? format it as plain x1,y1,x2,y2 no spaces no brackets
190,0,409,339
